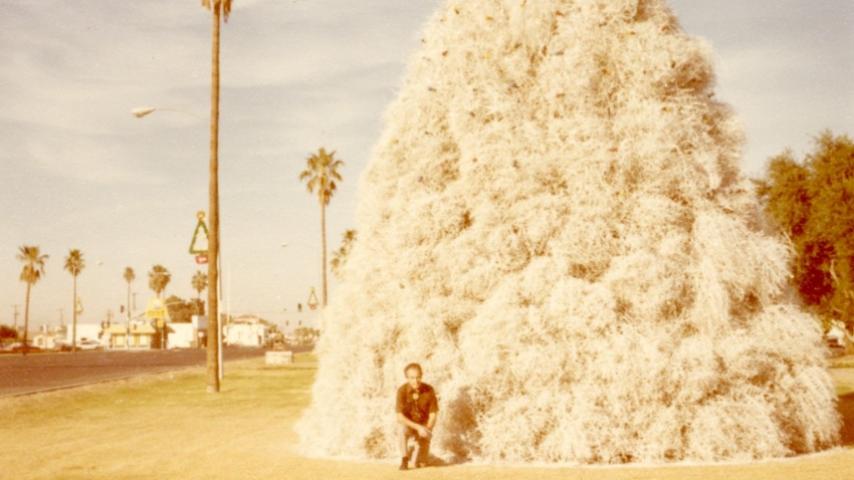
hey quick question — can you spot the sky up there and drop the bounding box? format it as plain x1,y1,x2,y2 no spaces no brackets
1,0,852,333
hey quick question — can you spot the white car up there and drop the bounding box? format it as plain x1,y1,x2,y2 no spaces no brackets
77,339,102,351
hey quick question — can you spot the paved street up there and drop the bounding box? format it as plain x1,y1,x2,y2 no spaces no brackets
0,347,265,397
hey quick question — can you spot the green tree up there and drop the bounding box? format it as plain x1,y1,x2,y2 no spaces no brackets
299,147,344,307
757,132,854,330
191,270,208,314
0,325,18,342
148,264,171,298
330,229,357,280
64,249,86,353
165,295,196,324
17,245,48,356
293,327,320,348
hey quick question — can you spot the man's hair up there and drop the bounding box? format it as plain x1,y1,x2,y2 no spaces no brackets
404,362,423,376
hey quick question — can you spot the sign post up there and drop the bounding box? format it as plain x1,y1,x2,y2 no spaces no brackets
145,297,170,350
189,210,221,380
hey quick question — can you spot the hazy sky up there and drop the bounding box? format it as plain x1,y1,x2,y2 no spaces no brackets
1,0,852,332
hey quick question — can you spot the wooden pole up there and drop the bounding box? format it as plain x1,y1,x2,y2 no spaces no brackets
206,1,222,393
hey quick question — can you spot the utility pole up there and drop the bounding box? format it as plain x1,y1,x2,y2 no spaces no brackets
204,0,225,394
12,305,19,336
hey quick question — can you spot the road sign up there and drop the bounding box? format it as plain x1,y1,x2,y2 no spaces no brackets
189,211,210,255
307,288,319,311
195,254,209,265
145,298,169,321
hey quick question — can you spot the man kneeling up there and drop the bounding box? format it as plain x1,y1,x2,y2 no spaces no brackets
396,362,438,470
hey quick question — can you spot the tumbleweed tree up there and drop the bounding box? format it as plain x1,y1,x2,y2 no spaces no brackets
298,0,840,464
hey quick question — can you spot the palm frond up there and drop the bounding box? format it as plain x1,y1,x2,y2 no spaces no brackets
201,0,232,21
64,249,86,277
17,245,48,284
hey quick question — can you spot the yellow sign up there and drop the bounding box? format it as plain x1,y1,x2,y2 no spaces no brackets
145,298,169,321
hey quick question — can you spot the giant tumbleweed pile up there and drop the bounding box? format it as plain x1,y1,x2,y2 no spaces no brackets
297,0,840,464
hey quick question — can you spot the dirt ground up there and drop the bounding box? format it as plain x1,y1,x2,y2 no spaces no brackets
1,355,853,480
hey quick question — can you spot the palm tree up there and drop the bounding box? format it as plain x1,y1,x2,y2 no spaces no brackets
17,246,48,356
192,271,208,299
148,265,171,298
64,249,86,353
330,229,357,280
148,264,171,350
192,271,208,315
299,147,344,306
123,267,135,348
201,0,232,394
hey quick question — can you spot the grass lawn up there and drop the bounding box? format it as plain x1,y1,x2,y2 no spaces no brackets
1,354,853,480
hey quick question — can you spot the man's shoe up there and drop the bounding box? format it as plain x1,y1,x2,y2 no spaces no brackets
399,457,409,471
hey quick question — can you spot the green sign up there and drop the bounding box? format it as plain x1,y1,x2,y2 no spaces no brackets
189,211,210,255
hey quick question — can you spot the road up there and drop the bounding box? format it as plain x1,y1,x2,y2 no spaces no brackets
0,347,265,397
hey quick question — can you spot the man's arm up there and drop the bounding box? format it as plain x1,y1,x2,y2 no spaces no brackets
426,411,437,431
397,412,435,437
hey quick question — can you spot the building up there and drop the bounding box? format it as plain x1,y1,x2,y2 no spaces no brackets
32,324,67,350
108,321,156,349
167,322,196,349
66,323,104,347
129,323,157,349
224,315,269,348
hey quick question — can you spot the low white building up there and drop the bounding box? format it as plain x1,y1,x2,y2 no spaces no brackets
33,324,67,350
224,315,269,347
66,323,104,346
167,322,196,349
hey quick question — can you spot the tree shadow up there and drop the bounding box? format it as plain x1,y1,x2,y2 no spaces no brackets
839,392,854,446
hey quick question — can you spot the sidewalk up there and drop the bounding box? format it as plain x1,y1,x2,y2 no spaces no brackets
1,355,852,480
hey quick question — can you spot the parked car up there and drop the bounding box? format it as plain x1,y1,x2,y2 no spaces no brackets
77,339,102,351
8,343,42,353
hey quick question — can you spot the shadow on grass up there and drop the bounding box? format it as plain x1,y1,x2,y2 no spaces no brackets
840,392,854,446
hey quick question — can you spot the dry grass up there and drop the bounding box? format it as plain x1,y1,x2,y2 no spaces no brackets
1,355,853,480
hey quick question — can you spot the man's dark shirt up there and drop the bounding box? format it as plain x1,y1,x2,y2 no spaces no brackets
396,382,439,425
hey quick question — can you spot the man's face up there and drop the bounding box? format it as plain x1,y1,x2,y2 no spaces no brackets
406,368,422,389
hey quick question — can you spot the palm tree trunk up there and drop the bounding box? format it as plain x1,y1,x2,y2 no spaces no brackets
72,276,78,353
321,201,328,306
206,1,222,394
126,281,131,349
22,283,31,356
